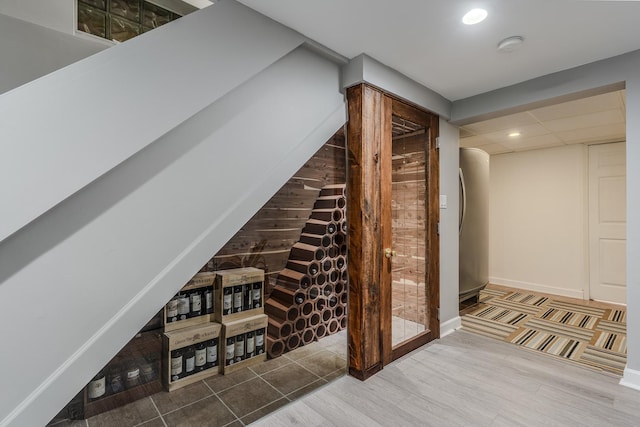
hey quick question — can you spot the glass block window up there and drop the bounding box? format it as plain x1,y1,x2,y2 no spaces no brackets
78,0,183,43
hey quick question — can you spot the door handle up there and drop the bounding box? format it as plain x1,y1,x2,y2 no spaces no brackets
385,248,397,259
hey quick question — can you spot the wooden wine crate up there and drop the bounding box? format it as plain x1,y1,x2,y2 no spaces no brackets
221,313,268,375
213,267,265,323
162,322,221,392
164,272,216,332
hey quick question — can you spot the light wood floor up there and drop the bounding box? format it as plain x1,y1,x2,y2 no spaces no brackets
250,330,640,426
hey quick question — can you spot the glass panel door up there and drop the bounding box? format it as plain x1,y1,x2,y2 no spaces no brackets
390,115,428,347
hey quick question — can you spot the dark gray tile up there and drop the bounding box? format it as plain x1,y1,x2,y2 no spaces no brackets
87,397,158,427
217,377,282,418
240,397,290,425
204,367,256,393
222,421,243,427
250,355,292,376
163,396,235,427
295,350,346,377
284,342,323,361
137,418,165,427
151,381,212,415
261,363,320,395
286,378,327,400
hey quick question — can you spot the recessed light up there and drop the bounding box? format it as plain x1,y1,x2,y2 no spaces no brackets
509,132,521,137
462,8,488,25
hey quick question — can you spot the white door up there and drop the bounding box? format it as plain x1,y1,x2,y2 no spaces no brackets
589,142,626,304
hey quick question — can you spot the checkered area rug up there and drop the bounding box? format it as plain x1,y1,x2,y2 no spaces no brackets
462,289,627,375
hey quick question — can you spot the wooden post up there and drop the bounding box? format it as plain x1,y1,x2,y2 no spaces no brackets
346,84,389,380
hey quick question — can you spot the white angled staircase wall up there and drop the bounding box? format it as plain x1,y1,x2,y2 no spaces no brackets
0,0,305,244
0,2,345,426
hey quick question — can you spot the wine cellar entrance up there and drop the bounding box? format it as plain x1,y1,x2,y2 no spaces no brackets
346,84,440,379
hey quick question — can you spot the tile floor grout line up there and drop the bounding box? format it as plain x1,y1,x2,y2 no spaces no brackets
255,374,289,401
147,396,168,427
234,376,293,424
211,390,243,425
283,377,328,400
159,390,220,418
201,378,217,395
212,372,260,394
289,356,326,381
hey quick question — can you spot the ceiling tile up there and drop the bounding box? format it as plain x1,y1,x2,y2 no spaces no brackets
503,134,563,151
482,123,550,144
459,134,493,147
541,109,624,132
479,144,512,155
529,91,624,122
459,127,475,138
463,112,538,134
556,122,626,144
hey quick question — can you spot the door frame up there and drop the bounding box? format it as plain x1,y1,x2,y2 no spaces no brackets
346,84,440,380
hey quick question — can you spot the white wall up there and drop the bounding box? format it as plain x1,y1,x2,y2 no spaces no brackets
342,54,452,119
0,0,304,244
439,118,461,334
489,145,588,299
451,49,640,390
621,71,640,387
0,13,107,95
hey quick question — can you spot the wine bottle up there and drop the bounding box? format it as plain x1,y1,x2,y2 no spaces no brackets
108,363,124,394
225,337,235,365
255,328,265,354
184,346,195,376
195,342,207,372
166,296,179,323
252,282,262,308
223,287,232,315
87,369,106,401
170,349,183,382
246,331,255,358
124,361,141,389
233,285,243,313
234,334,245,362
244,283,252,311
206,338,218,368
190,289,202,318
204,287,213,314
177,292,190,320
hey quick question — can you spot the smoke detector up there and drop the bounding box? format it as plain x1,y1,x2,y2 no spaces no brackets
497,36,524,53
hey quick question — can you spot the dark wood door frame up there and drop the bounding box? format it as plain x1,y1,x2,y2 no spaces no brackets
346,84,440,380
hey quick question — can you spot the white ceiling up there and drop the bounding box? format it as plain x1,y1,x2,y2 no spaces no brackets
236,0,634,155
236,0,640,101
459,90,626,154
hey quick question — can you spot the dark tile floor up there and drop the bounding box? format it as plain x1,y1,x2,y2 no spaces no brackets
50,331,346,427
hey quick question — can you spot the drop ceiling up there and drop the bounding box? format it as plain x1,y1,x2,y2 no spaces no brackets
460,90,626,155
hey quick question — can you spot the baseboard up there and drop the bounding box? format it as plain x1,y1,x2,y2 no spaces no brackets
620,367,640,391
490,277,585,300
440,316,461,337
